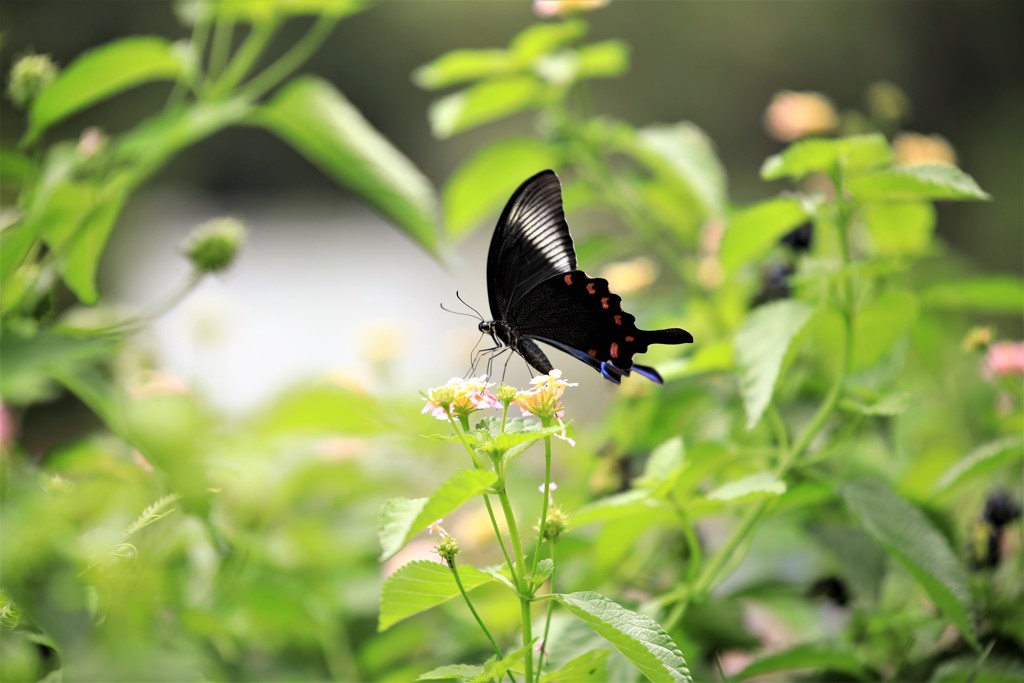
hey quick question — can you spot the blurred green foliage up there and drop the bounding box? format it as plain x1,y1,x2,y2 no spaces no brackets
2,2,1023,682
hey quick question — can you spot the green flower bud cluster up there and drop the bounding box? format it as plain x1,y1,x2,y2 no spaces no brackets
182,217,246,273
436,535,461,566
7,54,57,109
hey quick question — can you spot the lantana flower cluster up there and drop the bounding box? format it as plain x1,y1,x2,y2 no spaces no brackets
422,376,501,420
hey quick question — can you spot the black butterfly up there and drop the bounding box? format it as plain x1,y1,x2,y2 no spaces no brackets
477,170,693,384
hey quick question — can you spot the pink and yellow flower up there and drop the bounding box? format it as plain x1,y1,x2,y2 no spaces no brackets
515,370,577,421
422,376,500,420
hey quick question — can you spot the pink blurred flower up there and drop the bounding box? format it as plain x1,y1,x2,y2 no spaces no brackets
534,0,609,17
764,90,838,142
0,403,15,451
983,341,1024,380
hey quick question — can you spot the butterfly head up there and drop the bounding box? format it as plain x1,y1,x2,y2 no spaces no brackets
478,320,494,335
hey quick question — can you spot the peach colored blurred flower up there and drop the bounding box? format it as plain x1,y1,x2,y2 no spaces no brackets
893,132,957,167
534,0,609,17
764,90,838,142
599,257,657,296
983,341,1024,380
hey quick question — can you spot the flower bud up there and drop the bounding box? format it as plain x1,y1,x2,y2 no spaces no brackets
496,384,518,406
7,54,58,109
182,217,246,273
541,505,569,542
436,534,461,566
962,326,993,353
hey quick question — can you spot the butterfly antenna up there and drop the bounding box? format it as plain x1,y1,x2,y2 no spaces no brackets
455,291,485,321
439,301,484,320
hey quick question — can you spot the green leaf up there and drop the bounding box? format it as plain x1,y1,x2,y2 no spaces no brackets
840,478,976,645
921,276,1024,315
540,649,610,682
760,134,893,181
734,300,814,429
413,49,516,89
378,469,498,561
379,560,498,631
0,329,114,405
863,201,936,257
553,592,692,683
634,437,685,498
731,642,865,681
252,382,388,436
634,122,728,220
851,290,919,370
481,640,536,682
570,490,672,528
840,391,912,416
208,0,366,21
27,37,188,144
0,147,36,187
443,139,559,239
932,436,1024,495
510,20,588,60
428,76,543,139
417,664,485,681
254,77,441,257
846,164,991,201
720,198,809,274
705,472,786,502
574,40,631,81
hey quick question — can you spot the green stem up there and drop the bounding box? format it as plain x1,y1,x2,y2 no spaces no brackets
239,14,339,101
207,17,235,81
538,542,558,683
766,403,790,455
496,488,533,683
166,11,210,109
449,560,506,664
208,20,279,99
668,492,702,583
530,435,553,577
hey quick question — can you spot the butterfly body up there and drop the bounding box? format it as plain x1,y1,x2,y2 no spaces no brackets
480,170,693,384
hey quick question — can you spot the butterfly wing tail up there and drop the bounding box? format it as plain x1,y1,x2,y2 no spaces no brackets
640,327,694,347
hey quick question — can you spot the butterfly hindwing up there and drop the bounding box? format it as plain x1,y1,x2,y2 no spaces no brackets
487,170,576,320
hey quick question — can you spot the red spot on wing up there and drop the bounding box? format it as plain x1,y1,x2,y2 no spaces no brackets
564,274,573,286
587,349,598,358
586,283,596,295
610,342,619,358
614,315,622,326
601,297,610,309
625,335,634,342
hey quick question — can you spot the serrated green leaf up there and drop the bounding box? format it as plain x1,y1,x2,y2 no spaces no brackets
732,642,865,681
921,276,1024,315
540,649,610,682
847,164,990,201
635,437,685,498
932,436,1024,495
481,640,536,682
254,77,441,257
443,139,559,239
734,300,814,429
760,134,893,181
413,49,516,90
379,560,498,631
27,37,188,144
706,472,786,502
510,20,588,60
720,198,808,274
553,592,692,683
428,76,544,139
840,478,976,645
840,391,912,416
532,558,555,584
378,469,498,561
634,122,728,220
863,201,936,257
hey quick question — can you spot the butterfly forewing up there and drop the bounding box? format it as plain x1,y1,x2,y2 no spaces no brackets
487,170,576,320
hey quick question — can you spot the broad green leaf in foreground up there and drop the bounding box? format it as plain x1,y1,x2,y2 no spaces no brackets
553,592,692,683
720,197,808,274
732,642,865,681
443,138,559,239
840,478,976,645
846,164,990,202
510,19,588,60
379,560,498,631
633,122,728,220
932,436,1024,494
0,330,115,405
429,76,543,139
921,276,1024,316
760,134,893,181
378,469,497,561
416,640,535,682
27,37,188,143
851,289,919,370
734,300,814,429
416,664,485,681
254,77,441,257
863,201,936,257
